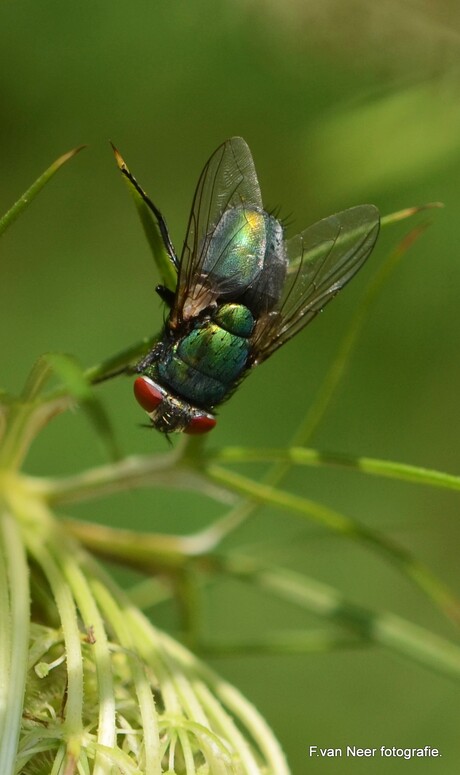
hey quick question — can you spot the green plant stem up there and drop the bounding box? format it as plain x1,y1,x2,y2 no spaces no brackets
37,452,235,507
24,534,85,746
206,464,460,623
49,745,66,775
60,518,460,685
198,628,365,656
47,536,117,775
0,511,30,775
0,513,12,751
218,556,460,683
91,579,161,775
49,436,460,628
83,553,291,774
211,446,460,492
85,742,143,775
64,517,226,573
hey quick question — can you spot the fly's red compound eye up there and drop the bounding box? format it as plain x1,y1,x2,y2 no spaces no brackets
134,377,165,413
185,413,217,435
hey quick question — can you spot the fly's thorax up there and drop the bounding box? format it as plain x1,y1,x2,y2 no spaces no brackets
202,206,267,284
182,206,269,320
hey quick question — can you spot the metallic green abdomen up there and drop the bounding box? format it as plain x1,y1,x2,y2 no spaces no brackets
158,303,254,406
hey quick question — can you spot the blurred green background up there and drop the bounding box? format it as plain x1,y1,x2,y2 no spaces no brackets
1,1,460,772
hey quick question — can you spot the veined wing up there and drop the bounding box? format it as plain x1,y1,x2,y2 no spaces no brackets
171,137,263,326
251,204,380,363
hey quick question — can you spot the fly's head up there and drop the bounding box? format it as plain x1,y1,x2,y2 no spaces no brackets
134,376,216,435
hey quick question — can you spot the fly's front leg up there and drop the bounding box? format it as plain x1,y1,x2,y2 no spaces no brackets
135,341,166,373
92,364,133,383
156,284,175,307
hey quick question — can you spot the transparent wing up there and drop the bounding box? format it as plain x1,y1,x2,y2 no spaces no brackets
251,205,380,363
171,137,263,325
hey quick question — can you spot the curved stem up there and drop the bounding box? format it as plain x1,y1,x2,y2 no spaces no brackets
211,446,460,492
0,511,30,775
218,555,460,682
207,464,460,625
35,452,234,508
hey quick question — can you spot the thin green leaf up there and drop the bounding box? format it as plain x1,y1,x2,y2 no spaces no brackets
381,201,444,227
45,353,120,461
20,355,55,401
111,143,177,291
0,146,85,238
0,355,76,469
206,464,460,625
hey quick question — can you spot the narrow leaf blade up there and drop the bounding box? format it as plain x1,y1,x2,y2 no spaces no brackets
0,146,85,238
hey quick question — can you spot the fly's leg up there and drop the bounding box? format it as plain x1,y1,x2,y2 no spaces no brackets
113,148,179,271
156,284,175,307
135,341,166,373
92,364,134,383
92,341,165,383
